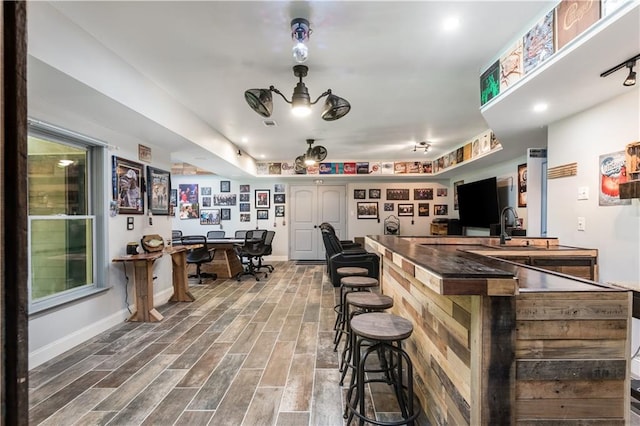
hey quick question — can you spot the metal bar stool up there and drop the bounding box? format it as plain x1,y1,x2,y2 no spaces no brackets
332,267,371,344
345,312,420,426
333,275,378,351
339,292,394,386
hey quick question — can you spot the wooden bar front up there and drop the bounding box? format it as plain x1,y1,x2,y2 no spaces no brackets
366,235,630,425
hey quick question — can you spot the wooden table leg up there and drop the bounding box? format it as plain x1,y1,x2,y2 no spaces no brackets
168,250,195,302
128,259,164,322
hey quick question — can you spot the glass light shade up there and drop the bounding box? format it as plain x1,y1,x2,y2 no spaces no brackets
292,42,308,63
304,157,316,166
624,70,636,86
291,104,312,117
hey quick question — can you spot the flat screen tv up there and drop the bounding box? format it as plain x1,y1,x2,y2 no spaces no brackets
457,177,500,228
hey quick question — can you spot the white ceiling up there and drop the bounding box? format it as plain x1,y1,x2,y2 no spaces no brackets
26,1,640,179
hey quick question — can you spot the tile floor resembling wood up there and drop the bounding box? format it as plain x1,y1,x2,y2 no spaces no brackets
28,262,423,425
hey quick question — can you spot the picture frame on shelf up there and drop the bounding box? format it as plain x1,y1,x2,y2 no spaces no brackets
146,166,171,215
398,203,414,216
220,180,231,193
113,156,145,214
255,190,270,208
357,202,378,219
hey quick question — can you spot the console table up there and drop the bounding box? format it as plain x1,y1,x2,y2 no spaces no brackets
112,252,164,322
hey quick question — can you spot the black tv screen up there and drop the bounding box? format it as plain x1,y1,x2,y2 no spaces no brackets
457,177,500,228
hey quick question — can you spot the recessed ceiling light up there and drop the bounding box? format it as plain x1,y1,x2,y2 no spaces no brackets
443,16,460,31
260,154,266,159
533,103,548,112
241,137,248,143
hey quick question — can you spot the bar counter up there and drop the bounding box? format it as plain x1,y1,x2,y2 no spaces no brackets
365,235,630,425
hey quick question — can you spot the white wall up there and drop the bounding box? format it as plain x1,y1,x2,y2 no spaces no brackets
547,89,640,285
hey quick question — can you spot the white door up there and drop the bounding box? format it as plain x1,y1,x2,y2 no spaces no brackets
290,185,346,260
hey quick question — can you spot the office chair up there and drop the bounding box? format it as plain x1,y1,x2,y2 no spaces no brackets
206,230,226,240
234,230,247,240
172,230,183,243
180,235,216,284
236,230,268,281
255,230,275,273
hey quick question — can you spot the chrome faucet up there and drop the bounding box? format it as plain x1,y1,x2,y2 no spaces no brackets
500,206,518,245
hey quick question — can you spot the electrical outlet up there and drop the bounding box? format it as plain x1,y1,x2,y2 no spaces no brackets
577,217,586,231
577,186,589,200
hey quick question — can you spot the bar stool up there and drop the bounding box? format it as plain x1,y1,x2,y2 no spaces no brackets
345,312,420,426
339,292,394,386
332,266,370,344
333,275,379,351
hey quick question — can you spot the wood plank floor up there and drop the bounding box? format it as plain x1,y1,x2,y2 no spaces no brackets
28,262,427,425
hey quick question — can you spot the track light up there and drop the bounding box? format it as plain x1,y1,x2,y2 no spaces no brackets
600,53,640,87
413,141,431,154
624,63,636,87
236,149,242,157
244,65,351,121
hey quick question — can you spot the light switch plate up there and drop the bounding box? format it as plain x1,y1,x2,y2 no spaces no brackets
577,216,586,231
577,186,589,200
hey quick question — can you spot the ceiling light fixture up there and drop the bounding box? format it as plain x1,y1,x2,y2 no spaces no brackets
600,53,640,87
413,141,431,154
244,65,351,121
236,149,242,157
291,18,311,63
295,139,328,170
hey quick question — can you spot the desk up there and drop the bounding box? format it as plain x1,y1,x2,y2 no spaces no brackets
206,238,244,278
164,245,199,302
112,252,164,322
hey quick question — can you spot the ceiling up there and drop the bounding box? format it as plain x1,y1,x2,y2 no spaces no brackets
26,1,639,180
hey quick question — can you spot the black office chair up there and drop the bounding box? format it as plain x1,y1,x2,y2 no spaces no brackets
235,230,247,239
172,230,183,242
321,228,379,287
206,230,226,240
236,230,268,281
255,230,275,273
180,235,216,284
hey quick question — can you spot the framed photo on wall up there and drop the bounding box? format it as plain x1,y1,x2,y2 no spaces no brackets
220,180,231,193
221,208,231,221
113,156,145,214
275,205,285,217
274,194,286,204
200,209,220,225
414,188,433,200
146,166,171,215
240,184,250,193
257,209,269,220
386,189,410,200
398,204,414,216
434,204,448,215
418,203,430,216
369,189,381,199
255,190,270,208
384,203,394,211
518,163,527,207
357,202,378,219
354,189,366,199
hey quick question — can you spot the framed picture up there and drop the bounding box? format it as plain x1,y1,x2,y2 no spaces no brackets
138,144,152,163
274,193,286,204
239,184,250,193
146,166,171,215
239,193,250,202
434,204,449,215
201,186,212,196
239,203,250,212
275,205,285,217
398,204,414,216
418,203,430,216
257,209,269,220
354,189,366,199
369,189,381,199
220,180,231,193
386,189,410,200
170,189,178,207
202,196,212,207
437,188,448,197
255,190,270,208
213,194,237,206
414,188,433,200
357,202,378,219
518,163,527,207
178,183,199,204
179,202,199,220
221,208,231,221
453,180,464,210
384,202,394,211
240,213,251,222
274,183,285,193
200,209,220,225
113,156,145,214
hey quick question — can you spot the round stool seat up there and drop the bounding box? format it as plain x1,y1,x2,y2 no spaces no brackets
350,312,413,341
346,292,393,310
336,266,369,277
340,275,378,289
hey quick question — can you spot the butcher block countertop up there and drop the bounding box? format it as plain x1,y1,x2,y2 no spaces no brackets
365,235,617,296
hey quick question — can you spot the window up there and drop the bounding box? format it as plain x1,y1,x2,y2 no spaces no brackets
27,121,107,312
